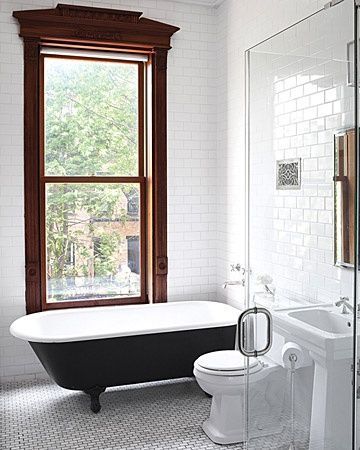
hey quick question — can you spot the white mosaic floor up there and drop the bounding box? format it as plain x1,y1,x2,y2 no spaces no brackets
1,378,309,450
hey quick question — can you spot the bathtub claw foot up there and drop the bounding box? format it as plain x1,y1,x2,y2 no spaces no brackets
84,386,106,413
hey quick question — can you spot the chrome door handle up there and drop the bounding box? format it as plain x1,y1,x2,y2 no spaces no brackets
238,307,273,357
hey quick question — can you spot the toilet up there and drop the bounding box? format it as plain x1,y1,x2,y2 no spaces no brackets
194,350,285,445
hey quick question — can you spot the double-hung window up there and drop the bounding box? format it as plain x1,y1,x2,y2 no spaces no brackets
41,49,146,308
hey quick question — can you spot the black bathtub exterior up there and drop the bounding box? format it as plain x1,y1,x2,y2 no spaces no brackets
30,325,236,412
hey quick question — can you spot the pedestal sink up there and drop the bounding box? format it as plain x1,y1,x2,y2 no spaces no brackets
288,308,353,334
274,306,354,450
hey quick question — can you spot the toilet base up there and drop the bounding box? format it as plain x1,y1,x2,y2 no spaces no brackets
203,393,246,444
200,368,286,445
194,354,287,446
202,392,284,445
203,418,245,445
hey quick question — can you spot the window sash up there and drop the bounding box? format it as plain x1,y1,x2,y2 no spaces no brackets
40,179,147,309
40,54,145,179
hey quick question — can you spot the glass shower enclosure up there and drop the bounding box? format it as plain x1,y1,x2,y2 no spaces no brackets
242,0,360,448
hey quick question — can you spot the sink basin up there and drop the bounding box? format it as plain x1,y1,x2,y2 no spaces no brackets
288,308,352,334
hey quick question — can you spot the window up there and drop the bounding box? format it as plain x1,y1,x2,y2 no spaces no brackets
42,53,145,305
13,4,179,312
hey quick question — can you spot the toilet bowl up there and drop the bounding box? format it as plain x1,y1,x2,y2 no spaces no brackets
194,350,284,445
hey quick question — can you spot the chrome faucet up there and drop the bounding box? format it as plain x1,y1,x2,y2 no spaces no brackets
335,296,353,315
223,263,248,289
222,279,245,289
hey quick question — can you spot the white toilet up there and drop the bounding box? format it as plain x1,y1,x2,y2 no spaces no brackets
194,350,285,445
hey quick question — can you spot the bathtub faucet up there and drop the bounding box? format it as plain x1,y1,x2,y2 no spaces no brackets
222,280,245,289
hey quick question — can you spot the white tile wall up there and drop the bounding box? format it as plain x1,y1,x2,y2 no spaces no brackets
0,0,217,382
214,0,346,309
0,0,354,382
246,0,356,305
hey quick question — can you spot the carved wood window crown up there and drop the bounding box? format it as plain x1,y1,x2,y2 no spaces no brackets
13,3,179,50
13,4,179,313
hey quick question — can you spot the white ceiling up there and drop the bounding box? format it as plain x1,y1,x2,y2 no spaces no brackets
167,0,225,7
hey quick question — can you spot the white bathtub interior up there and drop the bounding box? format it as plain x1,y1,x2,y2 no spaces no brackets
9,301,240,343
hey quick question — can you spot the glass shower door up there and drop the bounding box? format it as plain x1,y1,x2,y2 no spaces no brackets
245,0,357,448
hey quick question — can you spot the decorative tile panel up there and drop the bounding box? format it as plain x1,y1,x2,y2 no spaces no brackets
276,158,301,190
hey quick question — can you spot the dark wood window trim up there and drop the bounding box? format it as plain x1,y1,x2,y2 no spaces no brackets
13,4,179,313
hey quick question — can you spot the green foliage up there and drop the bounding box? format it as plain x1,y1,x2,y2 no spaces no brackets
45,57,139,288
94,232,123,277
45,57,138,176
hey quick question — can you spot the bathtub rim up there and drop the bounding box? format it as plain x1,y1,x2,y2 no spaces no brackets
10,300,240,344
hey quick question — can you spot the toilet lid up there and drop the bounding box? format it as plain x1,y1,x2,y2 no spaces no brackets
196,350,259,373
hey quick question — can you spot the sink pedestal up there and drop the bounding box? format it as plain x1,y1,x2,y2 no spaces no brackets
309,351,352,450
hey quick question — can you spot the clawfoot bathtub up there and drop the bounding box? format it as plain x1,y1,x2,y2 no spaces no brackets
10,301,239,412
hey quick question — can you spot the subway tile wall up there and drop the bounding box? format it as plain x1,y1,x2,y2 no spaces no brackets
248,2,355,304
0,0,217,381
215,0,332,308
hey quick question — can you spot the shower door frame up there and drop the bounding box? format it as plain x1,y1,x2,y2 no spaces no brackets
354,2,359,449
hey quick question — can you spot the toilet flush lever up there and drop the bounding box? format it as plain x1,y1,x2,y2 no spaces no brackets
238,307,273,358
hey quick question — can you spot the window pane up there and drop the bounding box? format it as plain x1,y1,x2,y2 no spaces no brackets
44,57,139,176
45,183,141,302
